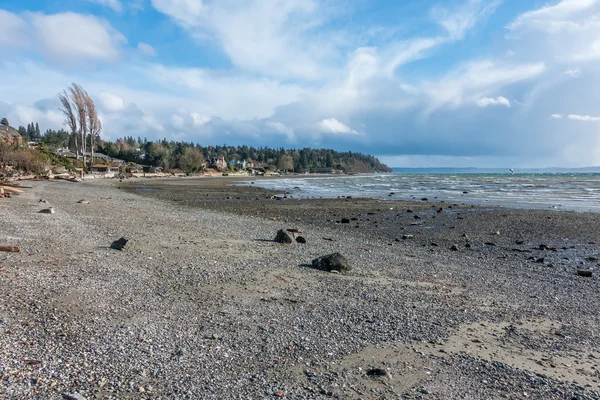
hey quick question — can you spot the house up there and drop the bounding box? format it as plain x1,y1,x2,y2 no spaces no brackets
0,125,23,146
208,156,227,169
90,164,120,174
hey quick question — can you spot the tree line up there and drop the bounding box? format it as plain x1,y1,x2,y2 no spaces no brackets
97,139,392,174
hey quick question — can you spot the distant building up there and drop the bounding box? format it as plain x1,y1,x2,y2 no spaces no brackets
0,125,23,146
208,156,227,169
90,164,120,174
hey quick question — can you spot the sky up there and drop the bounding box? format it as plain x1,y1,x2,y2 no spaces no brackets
0,0,599,168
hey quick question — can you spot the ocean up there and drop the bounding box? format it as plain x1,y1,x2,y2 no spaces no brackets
243,169,600,212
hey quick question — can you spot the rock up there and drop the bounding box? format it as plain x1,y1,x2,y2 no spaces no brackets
437,208,443,213
577,269,593,277
465,242,472,248
311,253,351,273
38,207,55,214
39,199,48,203
515,239,525,245
366,368,388,378
484,242,497,246
274,229,294,244
587,256,598,262
77,199,89,204
539,244,550,251
341,218,350,224
110,237,129,250
406,209,413,213
421,198,428,201
450,244,459,251
63,394,87,400
414,215,421,219
402,234,414,240
296,236,307,244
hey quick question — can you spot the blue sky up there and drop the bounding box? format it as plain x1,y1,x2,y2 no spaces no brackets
1,0,599,167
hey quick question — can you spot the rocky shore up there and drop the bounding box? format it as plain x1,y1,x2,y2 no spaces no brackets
1,176,599,399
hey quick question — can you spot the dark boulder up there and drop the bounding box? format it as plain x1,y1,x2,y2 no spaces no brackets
341,218,350,224
311,253,351,273
577,269,593,277
110,237,129,250
274,229,294,244
296,236,307,244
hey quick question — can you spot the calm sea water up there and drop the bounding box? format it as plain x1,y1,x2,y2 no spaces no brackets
245,171,600,212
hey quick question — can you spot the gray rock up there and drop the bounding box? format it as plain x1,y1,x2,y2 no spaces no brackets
38,207,55,214
311,253,351,273
274,229,293,244
63,394,87,400
450,244,459,251
341,218,350,224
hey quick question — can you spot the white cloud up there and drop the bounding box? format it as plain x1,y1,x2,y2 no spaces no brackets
0,10,28,47
506,0,600,62
30,12,126,65
568,114,600,121
265,121,296,141
477,96,511,107
551,113,563,118
88,0,123,13
137,42,157,57
423,60,545,112
432,0,502,40
507,0,598,32
563,68,581,77
99,92,126,112
151,0,206,28
316,118,357,135
191,113,210,127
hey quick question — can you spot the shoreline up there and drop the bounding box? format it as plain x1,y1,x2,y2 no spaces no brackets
1,178,599,399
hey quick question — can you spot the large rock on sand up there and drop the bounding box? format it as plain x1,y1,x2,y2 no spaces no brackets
274,229,294,244
311,253,351,273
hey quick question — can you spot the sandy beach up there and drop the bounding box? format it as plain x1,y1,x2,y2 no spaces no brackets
1,176,599,399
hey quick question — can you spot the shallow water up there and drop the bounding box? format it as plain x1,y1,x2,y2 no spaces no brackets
243,173,600,212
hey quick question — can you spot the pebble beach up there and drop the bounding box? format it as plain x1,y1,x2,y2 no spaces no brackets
1,176,600,399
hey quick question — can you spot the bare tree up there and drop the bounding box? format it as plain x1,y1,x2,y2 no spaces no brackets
85,92,102,166
69,83,88,165
58,89,78,157
59,83,102,170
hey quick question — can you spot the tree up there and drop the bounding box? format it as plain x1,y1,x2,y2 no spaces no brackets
69,83,89,164
277,154,294,172
58,83,101,167
35,123,40,138
180,147,205,175
85,92,101,166
58,89,78,157
1,118,8,126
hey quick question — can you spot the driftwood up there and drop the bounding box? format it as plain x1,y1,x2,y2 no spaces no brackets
0,246,21,253
0,186,23,194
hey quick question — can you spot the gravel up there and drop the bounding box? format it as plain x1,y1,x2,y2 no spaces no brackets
0,177,599,399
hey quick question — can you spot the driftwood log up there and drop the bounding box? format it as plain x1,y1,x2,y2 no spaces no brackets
0,246,21,253
0,186,23,194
